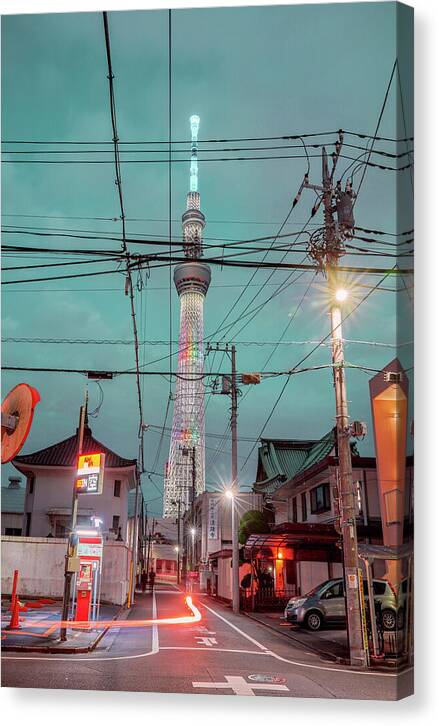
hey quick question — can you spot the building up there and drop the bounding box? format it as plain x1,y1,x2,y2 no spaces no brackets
245,429,413,607
1,476,25,536
163,115,211,518
12,423,137,540
182,490,263,595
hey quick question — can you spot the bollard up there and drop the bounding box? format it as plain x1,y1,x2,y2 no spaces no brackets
9,569,19,611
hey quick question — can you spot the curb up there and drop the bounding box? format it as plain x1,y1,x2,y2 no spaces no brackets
242,612,407,672
242,611,347,664
1,605,127,655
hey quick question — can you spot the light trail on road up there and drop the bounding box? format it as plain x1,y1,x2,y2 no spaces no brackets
2,595,201,633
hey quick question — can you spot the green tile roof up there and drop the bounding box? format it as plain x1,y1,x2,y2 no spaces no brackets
255,429,336,493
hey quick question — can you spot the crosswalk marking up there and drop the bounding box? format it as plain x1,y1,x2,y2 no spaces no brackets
192,675,289,696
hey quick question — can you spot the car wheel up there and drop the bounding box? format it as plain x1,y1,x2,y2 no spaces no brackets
381,609,397,631
305,611,323,631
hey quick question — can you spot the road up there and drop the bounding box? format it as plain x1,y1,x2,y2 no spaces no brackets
2,585,412,699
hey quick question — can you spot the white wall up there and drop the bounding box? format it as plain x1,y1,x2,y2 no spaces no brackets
1,536,131,605
21,466,132,541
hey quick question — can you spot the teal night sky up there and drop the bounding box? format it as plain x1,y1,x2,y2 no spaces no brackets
1,3,413,516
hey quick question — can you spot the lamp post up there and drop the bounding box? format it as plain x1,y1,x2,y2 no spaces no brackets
225,488,239,613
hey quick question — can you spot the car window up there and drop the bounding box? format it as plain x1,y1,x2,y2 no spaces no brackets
323,581,344,599
304,581,331,598
373,581,387,596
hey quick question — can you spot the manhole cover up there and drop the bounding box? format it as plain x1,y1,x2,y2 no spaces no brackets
248,674,287,685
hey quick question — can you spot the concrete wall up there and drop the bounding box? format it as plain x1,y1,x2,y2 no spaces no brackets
1,536,131,605
21,467,132,541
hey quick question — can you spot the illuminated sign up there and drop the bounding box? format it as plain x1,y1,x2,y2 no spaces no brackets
76,453,105,494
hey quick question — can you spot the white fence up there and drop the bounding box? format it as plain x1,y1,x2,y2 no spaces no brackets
1,536,131,605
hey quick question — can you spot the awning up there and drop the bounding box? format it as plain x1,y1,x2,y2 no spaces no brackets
357,543,413,560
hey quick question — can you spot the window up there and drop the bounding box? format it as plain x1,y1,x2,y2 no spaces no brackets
323,581,344,599
114,480,121,497
112,515,120,532
372,581,387,596
28,473,35,495
25,513,32,536
5,527,22,537
292,497,297,523
301,492,307,521
310,483,331,514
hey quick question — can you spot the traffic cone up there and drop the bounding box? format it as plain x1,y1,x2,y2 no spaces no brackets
6,598,21,630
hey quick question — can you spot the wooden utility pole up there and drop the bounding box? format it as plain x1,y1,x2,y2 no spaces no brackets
60,389,88,641
304,137,367,667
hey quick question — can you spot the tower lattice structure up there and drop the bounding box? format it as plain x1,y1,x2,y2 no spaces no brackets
163,116,211,518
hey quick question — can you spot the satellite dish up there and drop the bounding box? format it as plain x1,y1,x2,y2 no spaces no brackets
1,384,41,464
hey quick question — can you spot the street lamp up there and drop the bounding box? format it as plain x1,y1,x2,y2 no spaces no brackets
224,487,239,614
335,287,348,303
190,527,196,571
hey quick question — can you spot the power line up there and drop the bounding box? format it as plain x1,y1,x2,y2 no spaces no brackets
1,128,413,145
239,267,399,470
1,153,412,171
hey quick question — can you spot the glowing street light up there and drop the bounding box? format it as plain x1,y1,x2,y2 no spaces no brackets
225,488,234,500
335,288,349,303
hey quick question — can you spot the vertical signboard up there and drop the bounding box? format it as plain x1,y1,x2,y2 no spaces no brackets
76,453,105,494
369,359,408,586
208,497,219,540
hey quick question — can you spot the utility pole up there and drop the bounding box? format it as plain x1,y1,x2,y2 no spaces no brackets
145,518,155,576
304,135,367,668
207,342,240,613
230,344,240,614
60,389,88,641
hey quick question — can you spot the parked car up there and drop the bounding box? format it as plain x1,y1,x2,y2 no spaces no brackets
284,577,405,632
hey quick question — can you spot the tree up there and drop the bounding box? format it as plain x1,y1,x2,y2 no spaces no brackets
238,509,270,545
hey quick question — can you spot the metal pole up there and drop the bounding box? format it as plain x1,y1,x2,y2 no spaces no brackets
177,501,181,585
231,344,240,614
60,390,87,641
364,557,379,657
129,468,141,607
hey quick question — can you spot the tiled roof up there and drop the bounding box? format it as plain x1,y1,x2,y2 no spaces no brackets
254,429,336,494
13,426,137,470
1,486,25,514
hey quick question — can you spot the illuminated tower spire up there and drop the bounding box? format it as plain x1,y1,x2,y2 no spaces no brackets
163,116,211,518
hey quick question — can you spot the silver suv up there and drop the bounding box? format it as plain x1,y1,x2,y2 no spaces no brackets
284,577,402,631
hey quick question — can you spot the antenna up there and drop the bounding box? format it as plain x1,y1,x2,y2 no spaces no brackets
189,114,200,192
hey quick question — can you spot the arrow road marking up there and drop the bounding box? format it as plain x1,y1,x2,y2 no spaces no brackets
192,675,289,696
194,636,218,646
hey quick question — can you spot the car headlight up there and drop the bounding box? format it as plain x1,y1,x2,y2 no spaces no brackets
288,598,306,609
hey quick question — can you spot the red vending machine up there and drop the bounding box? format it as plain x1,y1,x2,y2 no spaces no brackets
74,533,103,623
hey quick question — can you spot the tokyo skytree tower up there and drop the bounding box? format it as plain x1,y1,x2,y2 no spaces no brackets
163,115,211,518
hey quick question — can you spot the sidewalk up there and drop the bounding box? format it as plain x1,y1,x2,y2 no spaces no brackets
243,610,350,663
1,599,123,654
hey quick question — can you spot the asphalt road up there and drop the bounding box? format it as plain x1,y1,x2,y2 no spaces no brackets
1,585,413,700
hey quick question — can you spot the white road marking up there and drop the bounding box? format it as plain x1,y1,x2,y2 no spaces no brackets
201,602,270,652
201,602,413,679
160,647,266,654
1,596,413,678
192,675,289,696
194,636,218,646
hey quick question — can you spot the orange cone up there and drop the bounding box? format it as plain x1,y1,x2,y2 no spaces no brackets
6,598,21,629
